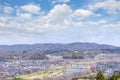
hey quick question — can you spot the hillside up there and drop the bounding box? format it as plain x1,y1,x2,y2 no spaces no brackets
0,42,119,51
0,42,120,60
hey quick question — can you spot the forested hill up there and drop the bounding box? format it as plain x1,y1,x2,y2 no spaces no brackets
0,42,119,51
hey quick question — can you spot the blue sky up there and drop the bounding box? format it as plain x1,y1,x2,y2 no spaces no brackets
0,0,120,46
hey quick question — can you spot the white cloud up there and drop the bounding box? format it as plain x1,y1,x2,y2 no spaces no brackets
73,9,93,17
3,6,13,14
0,17,21,29
21,4,73,32
73,22,83,27
0,4,98,33
89,0,120,14
0,1,120,46
19,13,32,19
0,17,7,22
88,20,107,25
104,23,120,28
20,4,41,14
52,0,70,4
100,22,120,32
71,9,94,21
48,4,72,23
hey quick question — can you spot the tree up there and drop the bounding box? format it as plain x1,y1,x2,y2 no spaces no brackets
106,71,120,80
116,71,120,78
96,71,106,80
72,77,78,80
108,74,117,80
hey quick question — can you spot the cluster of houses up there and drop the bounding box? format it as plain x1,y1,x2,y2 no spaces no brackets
96,61,120,76
0,58,77,78
0,54,120,79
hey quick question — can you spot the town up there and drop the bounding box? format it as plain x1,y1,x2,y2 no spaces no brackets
0,52,120,80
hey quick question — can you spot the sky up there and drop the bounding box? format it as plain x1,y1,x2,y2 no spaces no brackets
0,0,120,46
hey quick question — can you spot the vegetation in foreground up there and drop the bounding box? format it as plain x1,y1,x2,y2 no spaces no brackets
72,71,120,80
1,71,120,80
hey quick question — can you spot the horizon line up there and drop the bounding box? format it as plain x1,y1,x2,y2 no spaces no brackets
0,42,119,47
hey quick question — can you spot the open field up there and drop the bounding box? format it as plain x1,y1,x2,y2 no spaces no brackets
14,65,64,80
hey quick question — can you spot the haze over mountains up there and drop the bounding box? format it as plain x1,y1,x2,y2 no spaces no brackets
0,42,119,51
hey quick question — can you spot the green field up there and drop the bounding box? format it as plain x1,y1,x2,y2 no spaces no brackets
11,65,64,80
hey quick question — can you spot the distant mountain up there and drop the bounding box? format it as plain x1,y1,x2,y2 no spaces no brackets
0,42,120,60
0,42,119,51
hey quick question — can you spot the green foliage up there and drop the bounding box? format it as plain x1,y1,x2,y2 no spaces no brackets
117,78,120,80
72,77,78,80
108,74,117,80
108,71,120,80
13,77,24,80
80,76,88,79
82,76,87,79
63,52,84,59
33,78,40,80
71,71,120,80
95,71,106,80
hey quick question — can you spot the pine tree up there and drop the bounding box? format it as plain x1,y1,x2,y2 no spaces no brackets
108,74,117,80
96,71,106,80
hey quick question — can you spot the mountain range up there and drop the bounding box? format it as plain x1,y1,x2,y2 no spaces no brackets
0,42,119,51
0,42,120,60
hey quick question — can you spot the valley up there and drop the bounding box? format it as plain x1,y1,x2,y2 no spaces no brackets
0,43,120,80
